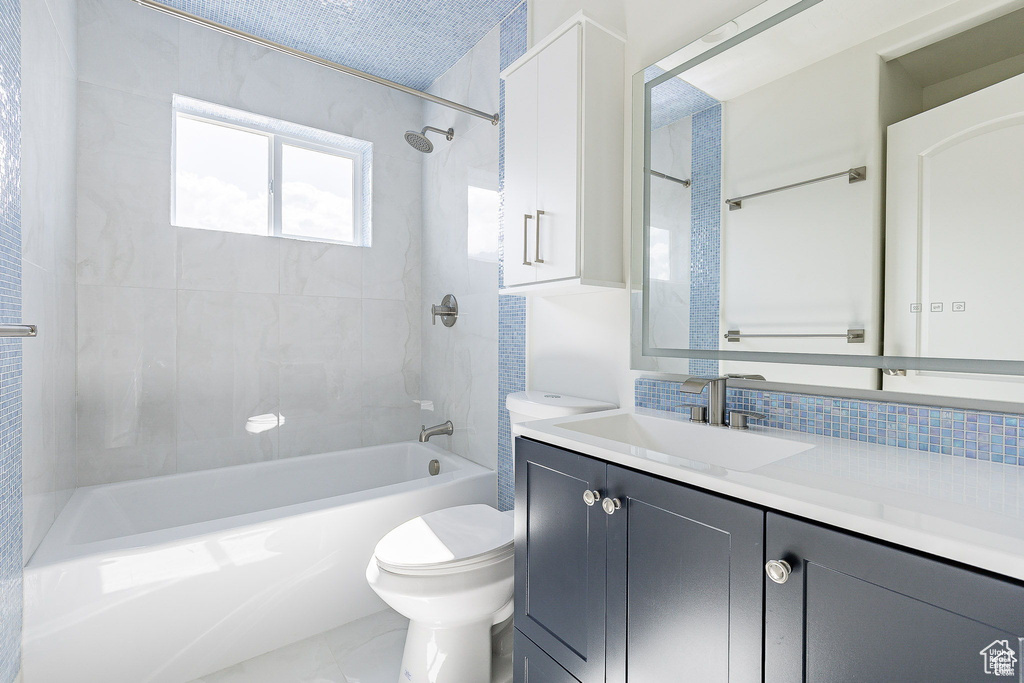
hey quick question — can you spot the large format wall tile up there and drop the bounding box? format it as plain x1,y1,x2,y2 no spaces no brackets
278,295,363,458
362,298,421,445
423,25,500,148
178,229,280,295
420,26,501,470
54,279,77,509
21,0,79,559
77,285,177,485
280,240,362,299
78,0,178,99
21,264,56,561
77,83,176,289
362,154,422,302
176,290,280,471
74,0,426,484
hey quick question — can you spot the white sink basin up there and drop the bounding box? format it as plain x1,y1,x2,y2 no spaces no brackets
554,412,812,472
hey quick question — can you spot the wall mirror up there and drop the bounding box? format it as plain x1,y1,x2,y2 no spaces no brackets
631,0,1024,402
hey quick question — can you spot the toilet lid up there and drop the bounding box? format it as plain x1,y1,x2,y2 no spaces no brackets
374,504,513,573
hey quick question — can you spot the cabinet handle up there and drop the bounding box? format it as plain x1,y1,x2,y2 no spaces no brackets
522,214,534,266
534,209,546,264
602,497,622,515
582,489,602,506
765,559,792,584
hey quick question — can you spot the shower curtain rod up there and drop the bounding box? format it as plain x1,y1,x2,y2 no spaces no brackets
132,0,501,125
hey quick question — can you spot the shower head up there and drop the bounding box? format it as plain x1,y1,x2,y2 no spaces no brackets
404,126,455,153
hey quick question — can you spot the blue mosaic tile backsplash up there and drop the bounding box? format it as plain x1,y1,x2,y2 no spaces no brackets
0,0,22,677
637,378,1024,466
496,0,527,512
160,0,522,91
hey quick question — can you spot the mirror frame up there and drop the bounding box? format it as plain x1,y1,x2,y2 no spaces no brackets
630,0,1024,377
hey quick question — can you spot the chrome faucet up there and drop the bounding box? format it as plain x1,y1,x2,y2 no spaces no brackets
419,420,454,443
678,375,766,427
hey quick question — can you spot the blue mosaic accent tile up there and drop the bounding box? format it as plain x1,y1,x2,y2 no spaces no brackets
496,0,527,512
644,66,719,130
174,95,374,245
688,103,721,376
161,0,522,91
0,0,21,677
636,378,1024,466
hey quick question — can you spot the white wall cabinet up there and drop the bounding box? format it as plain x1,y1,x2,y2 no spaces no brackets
501,14,625,296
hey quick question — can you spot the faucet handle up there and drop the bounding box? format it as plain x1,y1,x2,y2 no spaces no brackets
725,374,766,381
728,410,767,430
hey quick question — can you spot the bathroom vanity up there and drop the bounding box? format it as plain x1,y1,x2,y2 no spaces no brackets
511,410,1024,683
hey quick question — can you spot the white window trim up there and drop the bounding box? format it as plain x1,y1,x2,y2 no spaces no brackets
172,109,365,247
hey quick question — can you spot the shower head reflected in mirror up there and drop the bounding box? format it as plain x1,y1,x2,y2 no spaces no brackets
404,126,455,153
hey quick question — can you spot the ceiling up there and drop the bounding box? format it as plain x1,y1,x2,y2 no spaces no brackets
157,0,523,91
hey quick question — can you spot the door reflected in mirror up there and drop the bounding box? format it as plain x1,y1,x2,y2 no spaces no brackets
633,0,1024,401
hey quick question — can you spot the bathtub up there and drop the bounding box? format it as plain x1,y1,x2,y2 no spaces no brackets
22,441,495,683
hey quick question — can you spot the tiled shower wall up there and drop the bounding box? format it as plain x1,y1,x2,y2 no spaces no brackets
0,0,21,676
497,1,528,511
76,0,425,485
21,0,78,562
420,23,501,471
637,378,1024,466
645,68,722,377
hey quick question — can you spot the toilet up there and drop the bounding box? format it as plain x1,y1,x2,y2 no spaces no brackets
366,504,514,683
506,390,618,435
367,393,615,683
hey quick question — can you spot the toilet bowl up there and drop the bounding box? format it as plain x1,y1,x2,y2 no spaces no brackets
366,504,514,683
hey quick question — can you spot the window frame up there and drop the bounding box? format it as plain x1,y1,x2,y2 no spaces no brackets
172,109,365,247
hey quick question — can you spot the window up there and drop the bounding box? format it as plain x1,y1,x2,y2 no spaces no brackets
172,96,371,246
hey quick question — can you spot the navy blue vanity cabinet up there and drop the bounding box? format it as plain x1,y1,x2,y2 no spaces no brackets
764,512,1024,682
515,629,581,683
514,437,608,682
514,437,764,683
604,464,765,683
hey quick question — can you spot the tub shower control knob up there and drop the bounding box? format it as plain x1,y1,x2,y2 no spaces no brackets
583,489,602,506
602,497,622,515
765,559,792,584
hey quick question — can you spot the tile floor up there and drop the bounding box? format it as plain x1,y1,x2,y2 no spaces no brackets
188,609,514,683
188,610,409,683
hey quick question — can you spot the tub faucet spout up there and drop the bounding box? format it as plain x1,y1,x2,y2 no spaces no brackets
419,420,454,443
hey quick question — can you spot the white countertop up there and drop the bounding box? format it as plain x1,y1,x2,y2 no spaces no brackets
517,408,1024,582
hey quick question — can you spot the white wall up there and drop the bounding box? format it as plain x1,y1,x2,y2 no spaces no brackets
524,0,764,409
75,0,425,485
718,45,883,388
420,27,501,469
21,0,78,560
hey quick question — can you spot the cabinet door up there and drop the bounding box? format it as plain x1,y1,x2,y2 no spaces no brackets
605,465,764,683
765,513,1024,682
534,25,581,283
503,56,539,287
515,629,581,683
514,438,606,682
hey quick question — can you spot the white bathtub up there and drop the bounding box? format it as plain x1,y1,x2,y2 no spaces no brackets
23,442,495,683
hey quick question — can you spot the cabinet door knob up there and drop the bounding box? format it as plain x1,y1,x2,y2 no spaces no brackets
602,497,622,515
765,559,792,584
582,489,602,506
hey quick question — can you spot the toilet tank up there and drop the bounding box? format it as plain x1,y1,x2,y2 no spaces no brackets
506,391,617,435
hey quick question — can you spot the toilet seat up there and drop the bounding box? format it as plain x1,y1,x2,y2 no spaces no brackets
373,504,513,576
